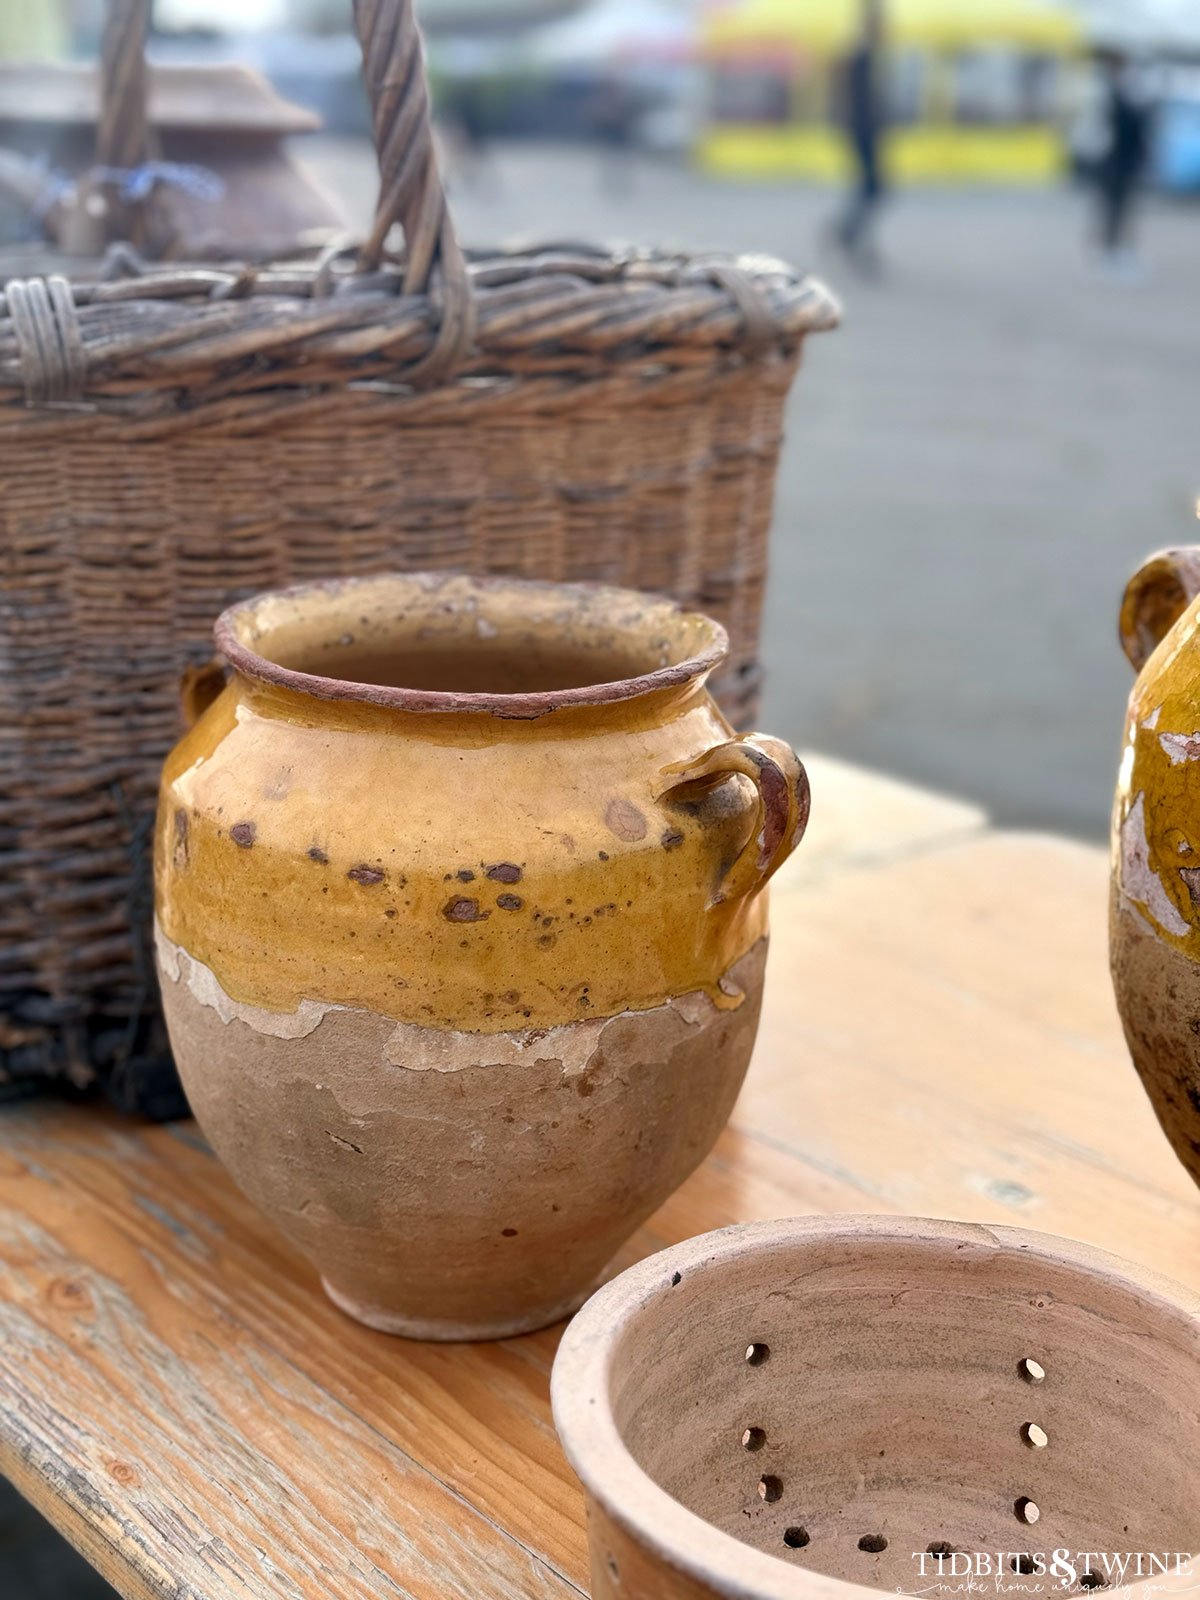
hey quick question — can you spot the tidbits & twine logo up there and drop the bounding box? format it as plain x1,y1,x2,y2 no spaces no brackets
906,1550,1196,1595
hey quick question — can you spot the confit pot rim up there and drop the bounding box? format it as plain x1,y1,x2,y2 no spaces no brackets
549,1213,1200,1600
214,571,730,718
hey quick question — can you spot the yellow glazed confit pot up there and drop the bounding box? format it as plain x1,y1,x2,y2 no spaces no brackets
1113,545,1200,1191
155,573,810,1338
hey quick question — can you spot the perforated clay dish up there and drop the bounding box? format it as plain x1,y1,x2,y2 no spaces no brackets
551,1216,1200,1600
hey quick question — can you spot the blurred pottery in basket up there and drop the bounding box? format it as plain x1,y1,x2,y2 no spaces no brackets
552,1215,1200,1600
0,62,341,259
1112,546,1200,1190
154,574,809,1339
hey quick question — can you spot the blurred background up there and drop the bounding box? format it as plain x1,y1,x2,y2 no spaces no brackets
3,0,1199,842
0,2,1197,1581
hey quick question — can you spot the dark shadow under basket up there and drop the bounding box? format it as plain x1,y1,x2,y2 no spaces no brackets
0,0,839,1115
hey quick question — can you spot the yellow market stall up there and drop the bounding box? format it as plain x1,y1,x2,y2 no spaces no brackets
700,0,1083,182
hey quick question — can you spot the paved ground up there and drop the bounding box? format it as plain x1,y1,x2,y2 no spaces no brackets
307,138,1200,838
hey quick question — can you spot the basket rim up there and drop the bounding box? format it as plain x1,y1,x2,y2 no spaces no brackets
0,242,840,313
215,571,730,718
0,247,841,409
551,1213,1200,1600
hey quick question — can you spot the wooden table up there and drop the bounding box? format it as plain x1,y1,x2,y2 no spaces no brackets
2,757,1198,1600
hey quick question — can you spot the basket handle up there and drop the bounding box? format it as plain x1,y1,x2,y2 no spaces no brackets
96,0,474,378
97,0,152,177
656,734,810,907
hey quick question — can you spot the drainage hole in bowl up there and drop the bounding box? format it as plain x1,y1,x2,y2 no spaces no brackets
1080,1573,1107,1590
784,1527,811,1550
1019,1357,1046,1384
1015,1498,1040,1525
758,1475,783,1503
1021,1422,1049,1449
928,1543,955,1559
742,1427,767,1452
746,1342,770,1367
1012,1556,1038,1575
859,1535,889,1554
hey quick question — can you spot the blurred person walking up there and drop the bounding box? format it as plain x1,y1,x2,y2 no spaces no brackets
831,0,888,275
442,76,498,198
1089,49,1155,280
592,75,638,195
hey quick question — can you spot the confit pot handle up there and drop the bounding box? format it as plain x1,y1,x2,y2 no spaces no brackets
657,733,810,906
179,658,228,728
1120,546,1200,673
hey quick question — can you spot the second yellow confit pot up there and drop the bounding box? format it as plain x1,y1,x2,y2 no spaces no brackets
155,573,809,1338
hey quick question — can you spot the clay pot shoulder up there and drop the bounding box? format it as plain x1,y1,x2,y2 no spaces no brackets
156,575,803,1033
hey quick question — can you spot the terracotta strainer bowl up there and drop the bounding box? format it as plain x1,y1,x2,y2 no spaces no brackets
551,1217,1200,1600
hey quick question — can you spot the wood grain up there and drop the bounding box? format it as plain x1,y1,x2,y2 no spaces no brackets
0,761,1196,1600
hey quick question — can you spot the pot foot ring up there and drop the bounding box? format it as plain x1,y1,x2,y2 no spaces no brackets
320,1275,595,1342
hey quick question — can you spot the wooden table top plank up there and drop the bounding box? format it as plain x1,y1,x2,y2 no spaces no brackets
1,760,1196,1600
0,1114,587,1600
771,753,987,894
0,1108,594,1596
748,832,1200,1283
772,833,1176,1157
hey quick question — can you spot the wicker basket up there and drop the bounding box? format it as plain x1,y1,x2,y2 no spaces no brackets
0,0,839,1115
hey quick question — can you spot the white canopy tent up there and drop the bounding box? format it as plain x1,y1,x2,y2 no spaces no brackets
524,0,697,68
1073,0,1200,50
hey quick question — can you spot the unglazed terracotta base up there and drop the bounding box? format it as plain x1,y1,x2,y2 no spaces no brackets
158,926,766,1340
320,1275,595,1341
552,1216,1200,1600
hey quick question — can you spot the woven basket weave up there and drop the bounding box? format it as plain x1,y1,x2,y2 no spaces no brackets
0,0,838,1115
